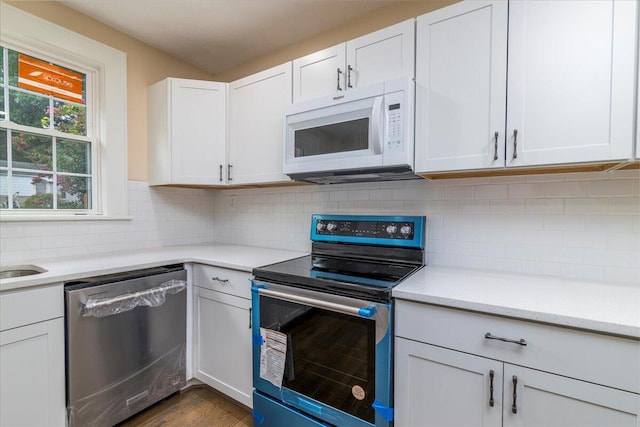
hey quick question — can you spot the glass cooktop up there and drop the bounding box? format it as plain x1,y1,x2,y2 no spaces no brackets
253,254,421,303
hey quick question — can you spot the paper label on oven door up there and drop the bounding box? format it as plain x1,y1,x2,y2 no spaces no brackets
259,328,287,389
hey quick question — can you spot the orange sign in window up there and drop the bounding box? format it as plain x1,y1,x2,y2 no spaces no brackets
18,54,85,104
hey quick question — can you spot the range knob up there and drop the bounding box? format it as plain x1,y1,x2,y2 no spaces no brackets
386,225,398,235
326,222,337,232
316,222,326,232
400,225,413,236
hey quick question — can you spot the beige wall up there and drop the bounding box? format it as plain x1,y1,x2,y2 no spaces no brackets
5,1,215,181
5,0,456,181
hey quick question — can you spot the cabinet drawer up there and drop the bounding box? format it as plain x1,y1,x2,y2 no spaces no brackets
0,284,63,331
396,300,640,394
192,264,251,299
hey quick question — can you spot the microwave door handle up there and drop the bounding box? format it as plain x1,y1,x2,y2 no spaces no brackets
371,96,384,154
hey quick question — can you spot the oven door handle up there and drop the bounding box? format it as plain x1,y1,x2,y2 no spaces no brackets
257,287,377,318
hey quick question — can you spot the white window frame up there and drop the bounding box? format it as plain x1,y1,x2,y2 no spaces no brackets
0,3,129,221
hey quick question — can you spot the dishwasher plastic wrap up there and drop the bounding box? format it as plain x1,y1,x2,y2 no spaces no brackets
67,343,186,427
82,279,187,318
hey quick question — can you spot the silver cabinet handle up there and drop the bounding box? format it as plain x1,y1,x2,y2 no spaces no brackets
337,67,343,91
485,332,527,346
513,129,518,159
489,370,495,407
512,375,518,414
347,65,353,88
227,164,233,181
493,131,499,161
211,276,229,284
219,164,223,182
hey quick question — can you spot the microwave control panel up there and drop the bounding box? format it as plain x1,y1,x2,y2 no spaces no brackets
385,89,405,153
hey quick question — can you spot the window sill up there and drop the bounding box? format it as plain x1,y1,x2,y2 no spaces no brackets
0,214,133,222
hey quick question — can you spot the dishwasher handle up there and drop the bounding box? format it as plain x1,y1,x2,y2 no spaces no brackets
82,279,187,318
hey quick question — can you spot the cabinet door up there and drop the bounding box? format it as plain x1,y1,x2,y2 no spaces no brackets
395,338,503,427
504,365,640,427
170,79,227,185
506,0,637,166
414,1,508,173
293,44,346,103
193,286,253,408
0,318,65,427
228,63,292,185
347,19,415,90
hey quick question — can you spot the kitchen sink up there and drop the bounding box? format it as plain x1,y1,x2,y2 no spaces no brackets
0,265,47,279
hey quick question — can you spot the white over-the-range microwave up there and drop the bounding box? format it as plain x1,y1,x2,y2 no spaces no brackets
283,77,418,184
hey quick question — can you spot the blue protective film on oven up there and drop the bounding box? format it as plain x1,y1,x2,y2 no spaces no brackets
372,400,394,421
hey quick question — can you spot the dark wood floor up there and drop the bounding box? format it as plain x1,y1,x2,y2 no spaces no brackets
119,386,252,427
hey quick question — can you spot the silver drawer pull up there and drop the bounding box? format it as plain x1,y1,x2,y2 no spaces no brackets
485,332,527,346
211,276,230,284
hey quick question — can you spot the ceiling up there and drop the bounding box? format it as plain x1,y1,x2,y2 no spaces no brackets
59,0,401,76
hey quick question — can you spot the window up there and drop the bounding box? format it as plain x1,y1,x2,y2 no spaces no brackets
1,47,95,211
1,3,128,220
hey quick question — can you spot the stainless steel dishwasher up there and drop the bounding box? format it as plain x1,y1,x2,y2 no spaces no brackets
64,264,187,427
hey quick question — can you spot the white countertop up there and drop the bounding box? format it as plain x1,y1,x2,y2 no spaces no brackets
393,266,640,339
3,244,639,339
0,243,307,292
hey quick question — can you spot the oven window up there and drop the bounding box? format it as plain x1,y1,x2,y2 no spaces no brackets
294,118,369,157
260,295,376,424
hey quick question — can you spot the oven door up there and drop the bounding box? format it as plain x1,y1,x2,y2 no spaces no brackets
251,281,392,427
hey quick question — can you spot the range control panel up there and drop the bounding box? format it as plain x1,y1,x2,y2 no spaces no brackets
311,215,425,248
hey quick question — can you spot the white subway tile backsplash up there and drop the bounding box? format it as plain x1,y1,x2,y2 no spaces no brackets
565,198,609,214
508,183,546,199
1,172,638,287
606,233,640,251
588,180,639,197
586,215,636,232
491,200,525,214
0,181,216,265
545,181,589,198
521,260,563,277
563,231,607,249
583,248,635,268
525,199,565,214
544,215,586,231
561,264,605,282
444,185,474,200
475,184,508,200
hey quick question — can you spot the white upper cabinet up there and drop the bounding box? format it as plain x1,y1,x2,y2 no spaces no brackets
415,0,638,174
228,63,292,185
292,44,346,103
415,1,508,173
506,0,637,167
148,78,227,185
293,19,415,103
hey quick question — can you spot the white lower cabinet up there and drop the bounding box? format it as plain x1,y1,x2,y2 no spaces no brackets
504,365,639,427
192,265,253,408
0,318,65,427
395,339,502,427
394,301,640,427
396,339,639,427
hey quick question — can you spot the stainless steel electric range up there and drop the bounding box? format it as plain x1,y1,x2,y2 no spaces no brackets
251,214,426,427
